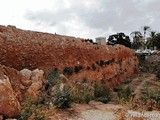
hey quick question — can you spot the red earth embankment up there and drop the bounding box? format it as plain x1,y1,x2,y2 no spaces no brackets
0,25,138,88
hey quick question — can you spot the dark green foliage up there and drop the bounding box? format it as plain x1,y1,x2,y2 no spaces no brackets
118,59,122,66
111,58,115,63
87,66,91,70
34,111,45,120
63,67,73,76
108,32,131,48
105,58,115,65
141,87,160,104
47,68,60,87
82,77,87,83
91,64,96,70
53,85,72,109
99,60,105,67
117,86,133,102
96,61,99,65
18,97,33,120
74,65,83,73
94,83,110,103
85,39,93,43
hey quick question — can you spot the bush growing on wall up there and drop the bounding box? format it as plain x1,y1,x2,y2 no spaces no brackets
74,65,83,73
92,64,96,70
87,66,91,70
100,60,105,67
63,67,73,76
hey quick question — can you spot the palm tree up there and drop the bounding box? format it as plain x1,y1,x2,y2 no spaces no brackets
143,26,150,42
130,31,143,49
146,31,156,49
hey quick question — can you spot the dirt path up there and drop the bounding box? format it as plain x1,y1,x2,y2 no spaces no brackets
128,73,157,99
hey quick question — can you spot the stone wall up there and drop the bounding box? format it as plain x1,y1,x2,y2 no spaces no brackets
0,25,139,88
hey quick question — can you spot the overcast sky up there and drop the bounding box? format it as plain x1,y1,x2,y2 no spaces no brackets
0,0,160,40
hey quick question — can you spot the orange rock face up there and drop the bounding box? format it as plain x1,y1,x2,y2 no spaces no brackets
0,25,139,88
0,73,20,118
0,64,33,117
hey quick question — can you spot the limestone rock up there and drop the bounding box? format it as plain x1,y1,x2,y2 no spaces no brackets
25,69,44,101
0,64,32,102
20,68,32,79
0,75,20,117
31,69,44,82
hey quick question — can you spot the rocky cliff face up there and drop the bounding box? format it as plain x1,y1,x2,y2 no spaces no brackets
0,25,138,88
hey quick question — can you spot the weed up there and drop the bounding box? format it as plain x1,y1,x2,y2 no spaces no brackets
91,64,96,70
34,110,46,120
63,67,73,76
47,68,60,87
99,60,105,67
117,86,133,103
87,66,91,70
53,84,72,109
94,83,110,103
74,65,83,73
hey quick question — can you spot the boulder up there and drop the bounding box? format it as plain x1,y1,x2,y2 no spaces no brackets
31,69,44,82
20,69,32,79
25,69,45,101
0,74,20,117
1,65,32,102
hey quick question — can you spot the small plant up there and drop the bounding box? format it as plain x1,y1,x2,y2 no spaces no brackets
47,68,60,87
91,64,96,70
117,86,133,103
53,84,72,109
99,60,105,67
105,58,115,65
70,79,94,104
94,83,110,103
34,110,45,120
82,77,87,83
110,58,115,63
96,61,99,65
74,65,83,73
141,87,160,110
63,67,73,76
18,97,34,120
87,66,91,70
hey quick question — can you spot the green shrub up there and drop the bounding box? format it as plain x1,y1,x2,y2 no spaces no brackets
82,77,87,83
53,85,72,109
87,66,91,70
63,67,73,76
70,79,94,104
117,86,133,102
74,65,83,73
18,97,34,120
94,83,110,103
91,64,96,70
47,68,60,87
105,58,115,65
34,110,45,120
99,60,105,67
96,61,99,65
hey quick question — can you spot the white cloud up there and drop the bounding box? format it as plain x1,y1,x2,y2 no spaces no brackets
0,0,160,40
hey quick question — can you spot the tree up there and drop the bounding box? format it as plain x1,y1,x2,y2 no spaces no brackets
85,39,93,43
107,32,131,48
142,26,150,42
146,31,156,49
130,31,144,50
152,33,160,50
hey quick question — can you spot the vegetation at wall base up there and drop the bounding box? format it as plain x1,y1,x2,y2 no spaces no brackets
63,67,73,76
